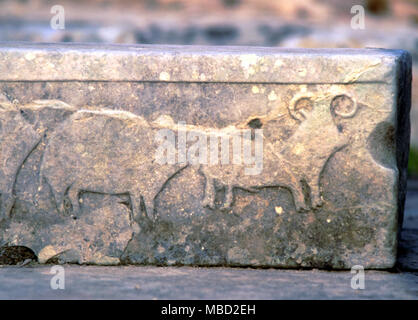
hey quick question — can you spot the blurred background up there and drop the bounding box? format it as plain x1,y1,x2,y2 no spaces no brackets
0,0,417,174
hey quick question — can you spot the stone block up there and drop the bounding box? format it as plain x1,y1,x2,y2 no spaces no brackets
0,43,412,268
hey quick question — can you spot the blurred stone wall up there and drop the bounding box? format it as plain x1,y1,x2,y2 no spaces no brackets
0,0,417,150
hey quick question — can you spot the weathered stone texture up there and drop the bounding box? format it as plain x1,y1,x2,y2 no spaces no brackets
0,44,412,268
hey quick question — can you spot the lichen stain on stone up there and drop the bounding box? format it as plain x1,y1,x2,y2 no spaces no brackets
268,90,278,101
239,54,259,79
275,206,283,215
159,71,171,81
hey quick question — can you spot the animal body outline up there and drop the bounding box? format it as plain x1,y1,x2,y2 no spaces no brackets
39,108,188,221
3,91,357,222
197,92,358,211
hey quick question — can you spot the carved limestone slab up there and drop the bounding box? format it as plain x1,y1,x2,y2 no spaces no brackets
0,43,411,268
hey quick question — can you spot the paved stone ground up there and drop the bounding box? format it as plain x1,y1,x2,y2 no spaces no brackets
0,183,417,300
0,264,417,300
0,265,416,300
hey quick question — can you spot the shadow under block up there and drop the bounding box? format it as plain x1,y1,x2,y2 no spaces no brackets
0,43,412,268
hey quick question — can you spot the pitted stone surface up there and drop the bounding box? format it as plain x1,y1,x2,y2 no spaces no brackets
0,44,412,268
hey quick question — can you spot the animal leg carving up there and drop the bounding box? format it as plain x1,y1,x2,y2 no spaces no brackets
287,175,308,212
67,184,81,217
142,194,155,220
309,181,323,208
52,187,67,216
221,185,234,210
129,192,144,222
202,177,216,209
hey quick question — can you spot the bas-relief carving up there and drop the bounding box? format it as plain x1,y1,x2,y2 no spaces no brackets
39,109,188,221
0,90,360,224
198,92,358,211
0,89,368,264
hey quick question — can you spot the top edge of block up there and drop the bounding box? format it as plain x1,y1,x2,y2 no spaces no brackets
0,42,410,83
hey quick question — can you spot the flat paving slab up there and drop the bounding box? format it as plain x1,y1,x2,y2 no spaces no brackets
0,265,416,300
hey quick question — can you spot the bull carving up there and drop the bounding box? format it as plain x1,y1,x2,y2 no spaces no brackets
38,92,357,221
199,93,358,211
39,109,186,220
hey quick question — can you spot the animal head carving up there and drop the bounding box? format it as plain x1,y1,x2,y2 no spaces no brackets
289,92,358,122
330,94,357,119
